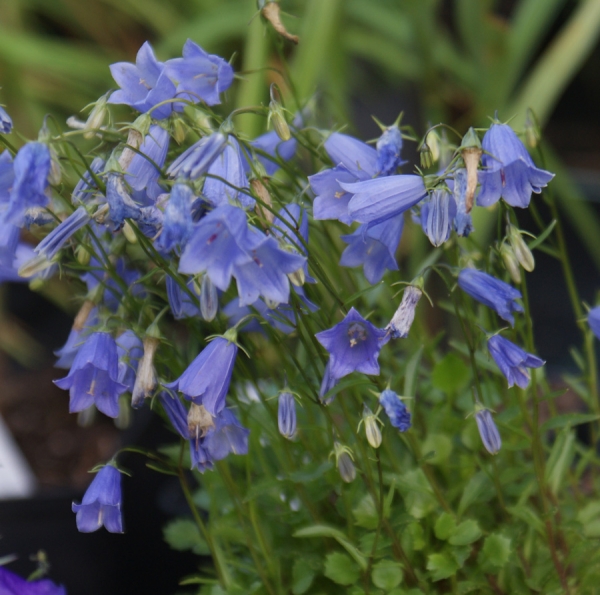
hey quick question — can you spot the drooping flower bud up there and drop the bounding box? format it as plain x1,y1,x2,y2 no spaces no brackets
422,188,457,247
200,274,218,322
361,405,382,448
524,108,541,149
268,90,291,141
83,93,109,140
459,127,482,213
507,224,535,272
500,243,521,284
251,177,274,224
131,335,159,408
333,442,356,483
277,391,296,439
386,284,423,339
474,406,502,455
419,142,434,169
379,390,411,432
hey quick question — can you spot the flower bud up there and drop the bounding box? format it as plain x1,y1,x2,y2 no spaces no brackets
362,405,382,448
131,336,159,408
524,108,541,149
200,275,218,322
261,1,299,44
171,115,188,145
251,178,274,224
48,146,62,186
269,99,291,141
277,392,296,439
122,221,138,244
419,142,434,169
474,407,501,455
500,243,521,284
76,244,91,266
118,127,145,170
83,93,108,140
386,284,423,339
507,224,534,272
287,264,305,287
459,127,482,214
333,442,356,483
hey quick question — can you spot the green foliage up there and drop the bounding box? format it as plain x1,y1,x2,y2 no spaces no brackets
324,552,360,586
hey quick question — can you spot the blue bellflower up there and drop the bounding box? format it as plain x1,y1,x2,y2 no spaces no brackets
487,334,544,389
166,336,237,415
477,122,554,208
54,305,98,369
340,213,403,284
159,391,190,440
588,306,600,340
164,39,234,106
166,275,202,320
380,389,411,431
278,392,296,439
316,307,387,382
108,42,179,119
6,142,51,226
248,115,301,176
72,156,105,204
0,105,13,134
106,173,141,231
386,285,423,339
155,184,195,253
0,150,15,203
167,132,228,180
452,168,474,236
34,206,90,260
116,330,143,393
0,566,66,595
376,125,406,175
475,408,501,455
458,268,523,326
325,132,378,176
72,464,124,533
54,331,128,418
124,125,169,198
420,188,456,247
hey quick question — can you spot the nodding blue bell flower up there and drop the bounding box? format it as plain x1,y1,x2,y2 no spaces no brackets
116,330,143,393
159,391,190,440
106,173,142,231
376,125,406,176
0,149,15,203
420,188,456,247
200,274,218,321
0,105,13,134
315,307,387,382
386,285,423,339
5,142,51,226
0,566,66,595
588,306,600,340
72,156,105,204
487,334,544,389
457,268,523,327
166,335,237,416
319,360,339,403
477,122,554,208
124,125,169,196
164,39,234,107
166,275,202,320
72,463,124,533
379,389,411,432
474,407,502,455
155,184,195,254
277,392,296,439
324,132,378,177
54,302,98,370
167,131,228,180
34,206,90,260
54,331,128,418
131,336,160,409
108,41,180,120
452,168,474,237
332,442,356,483
339,213,403,284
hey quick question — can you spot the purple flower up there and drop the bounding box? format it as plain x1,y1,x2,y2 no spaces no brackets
324,132,378,177
315,307,387,381
0,105,13,134
108,42,179,119
475,408,501,454
588,306,600,340
167,132,228,180
34,206,90,260
340,213,403,284
166,336,237,415
386,285,423,339
155,184,195,253
342,175,427,227
0,149,15,203
72,156,105,204
124,125,169,194
477,122,554,208
452,168,474,237
72,464,124,533
164,39,234,106
248,115,300,176
116,330,143,393
166,275,201,320
458,268,523,326
376,125,406,175
54,304,98,369
421,188,456,247
380,389,411,431
487,335,544,389
54,331,128,418
319,360,339,402
159,391,190,439
6,142,51,226
106,173,141,230
278,392,296,439
0,566,66,595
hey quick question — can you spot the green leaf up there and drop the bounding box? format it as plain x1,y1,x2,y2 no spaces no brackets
545,427,575,494
434,513,457,540
421,433,453,465
427,552,460,581
478,534,512,573
541,413,600,432
431,353,470,394
294,525,367,570
371,560,403,590
324,552,360,586
288,461,333,483
353,495,379,530
458,472,495,517
448,519,482,546
163,519,210,555
404,346,424,396
528,219,557,250
451,546,471,567
292,559,316,595
506,505,545,536
396,469,437,519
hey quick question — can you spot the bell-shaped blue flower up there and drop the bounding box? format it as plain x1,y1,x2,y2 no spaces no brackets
6,142,51,226
116,330,143,393
159,391,190,439
72,464,124,533
55,304,98,369
386,285,423,339
380,389,411,431
324,132,378,177
108,41,179,119
487,334,544,389
164,39,234,106
376,125,406,175
421,188,456,247
0,566,66,595
316,307,387,381
342,174,427,227
166,275,201,320
0,105,13,134
474,408,501,454
167,132,228,180
155,184,195,253
452,168,474,236
339,213,403,284
203,407,249,462
72,156,105,204
106,173,141,231
477,122,554,208
166,336,237,415
124,125,169,195
278,391,296,439
248,115,301,176
0,149,15,203
588,306,600,340
34,206,90,260
458,268,523,326
54,331,128,418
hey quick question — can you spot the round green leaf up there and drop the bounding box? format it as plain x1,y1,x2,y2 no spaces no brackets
324,552,360,586
371,560,403,590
